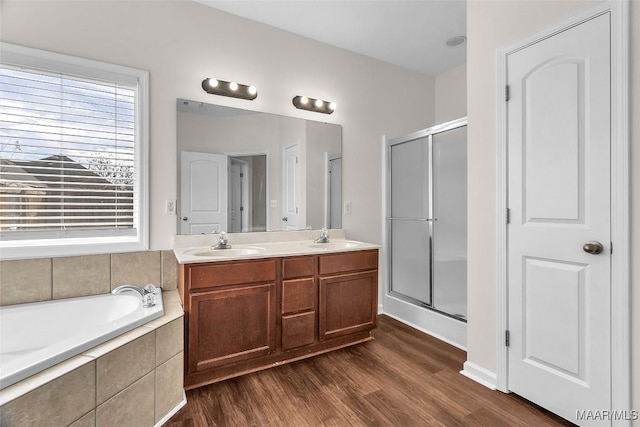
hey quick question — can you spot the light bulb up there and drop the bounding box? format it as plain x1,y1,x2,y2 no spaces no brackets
314,99,323,108
208,78,219,88
248,86,257,95
328,102,336,111
229,82,238,91
300,96,309,105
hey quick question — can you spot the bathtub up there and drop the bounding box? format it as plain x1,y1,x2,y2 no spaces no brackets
0,288,164,390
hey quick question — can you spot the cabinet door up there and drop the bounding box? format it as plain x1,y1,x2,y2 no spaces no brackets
188,283,276,373
319,270,377,341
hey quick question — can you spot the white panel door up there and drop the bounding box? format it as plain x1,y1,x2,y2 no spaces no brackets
507,14,611,425
282,143,299,230
180,151,228,234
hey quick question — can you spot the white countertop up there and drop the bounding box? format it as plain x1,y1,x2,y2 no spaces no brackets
173,231,380,264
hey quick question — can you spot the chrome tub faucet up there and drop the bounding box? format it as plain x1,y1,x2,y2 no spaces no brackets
112,284,157,307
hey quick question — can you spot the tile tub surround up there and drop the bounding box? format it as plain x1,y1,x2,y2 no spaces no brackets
0,250,178,306
0,290,185,427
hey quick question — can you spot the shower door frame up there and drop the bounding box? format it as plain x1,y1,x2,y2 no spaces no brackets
386,117,467,321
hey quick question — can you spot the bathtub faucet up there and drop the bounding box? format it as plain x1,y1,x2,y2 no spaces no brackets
112,284,157,308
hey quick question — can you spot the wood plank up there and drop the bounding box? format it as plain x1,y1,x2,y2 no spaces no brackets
167,315,574,427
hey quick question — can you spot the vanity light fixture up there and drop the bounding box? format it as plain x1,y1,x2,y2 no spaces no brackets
201,78,257,100
292,95,335,114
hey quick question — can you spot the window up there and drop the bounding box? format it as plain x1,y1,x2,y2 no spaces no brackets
0,43,148,259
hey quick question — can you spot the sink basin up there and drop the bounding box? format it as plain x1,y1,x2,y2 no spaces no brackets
185,246,265,258
303,241,361,250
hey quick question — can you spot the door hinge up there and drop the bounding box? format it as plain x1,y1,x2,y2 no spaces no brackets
295,156,299,164
505,330,510,347
610,241,613,255
296,207,299,214
240,172,244,178
506,208,511,224
505,85,510,102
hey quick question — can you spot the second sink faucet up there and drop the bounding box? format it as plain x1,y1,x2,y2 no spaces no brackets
213,231,232,249
314,227,330,244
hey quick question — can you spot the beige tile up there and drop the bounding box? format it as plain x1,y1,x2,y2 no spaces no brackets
156,317,183,366
162,289,181,303
83,325,153,360
155,352,184,423
0,258,52,305
0,361,95,427
69,411,95,427
142,299,184,330
96,372,154,427
161,250,178,290
53,254,110,300
110,251,160,289
0,355,94,407
96,330,155,405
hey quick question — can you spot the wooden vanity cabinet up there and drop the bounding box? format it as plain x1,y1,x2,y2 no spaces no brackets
179,249,378,389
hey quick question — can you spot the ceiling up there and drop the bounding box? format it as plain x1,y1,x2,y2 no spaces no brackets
196,1,467,76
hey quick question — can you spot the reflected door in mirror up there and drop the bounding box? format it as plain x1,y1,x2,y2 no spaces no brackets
283,143,300,230
180,151,227,234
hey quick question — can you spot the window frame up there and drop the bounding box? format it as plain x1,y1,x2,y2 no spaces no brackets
0,43,149,259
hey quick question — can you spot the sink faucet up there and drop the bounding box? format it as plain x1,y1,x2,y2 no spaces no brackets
212,231,232,249
112,284,157,307
314,227,330,243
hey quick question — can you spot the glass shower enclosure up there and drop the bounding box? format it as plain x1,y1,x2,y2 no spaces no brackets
386,118,467,321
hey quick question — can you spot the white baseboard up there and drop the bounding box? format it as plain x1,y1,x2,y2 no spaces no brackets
156,390,187,426
460,361,497,390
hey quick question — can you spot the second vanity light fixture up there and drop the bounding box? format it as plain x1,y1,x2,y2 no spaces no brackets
292,95,336,115
202,78,257,100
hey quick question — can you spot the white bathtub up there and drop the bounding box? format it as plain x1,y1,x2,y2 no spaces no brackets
0,289,164,390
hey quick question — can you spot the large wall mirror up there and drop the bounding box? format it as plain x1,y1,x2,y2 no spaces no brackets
177,99,342,234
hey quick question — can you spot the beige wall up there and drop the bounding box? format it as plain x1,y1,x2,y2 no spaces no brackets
467,0,639,416
435,63,467,123
0,0,435,250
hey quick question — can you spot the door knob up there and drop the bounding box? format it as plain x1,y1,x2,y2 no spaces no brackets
282,217,288,222
583,241,603,255
182,217,188,221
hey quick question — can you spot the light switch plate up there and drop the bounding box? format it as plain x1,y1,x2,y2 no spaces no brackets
270,200,278,208
344,201,352,215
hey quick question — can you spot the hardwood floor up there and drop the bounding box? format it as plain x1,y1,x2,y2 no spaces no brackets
166,315,574,427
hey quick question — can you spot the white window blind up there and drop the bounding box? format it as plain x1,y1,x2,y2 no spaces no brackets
0,64,137,235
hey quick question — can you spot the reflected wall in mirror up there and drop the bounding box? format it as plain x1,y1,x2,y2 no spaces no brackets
177,99,342,234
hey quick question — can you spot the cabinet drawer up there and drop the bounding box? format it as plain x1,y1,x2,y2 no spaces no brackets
282,311,316,350
282,256,315,279
187,260,276,290
319,250,378,275
282,278,316,314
